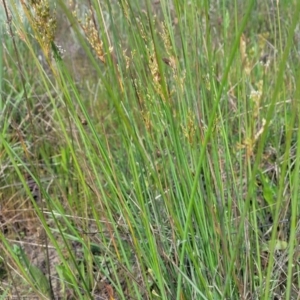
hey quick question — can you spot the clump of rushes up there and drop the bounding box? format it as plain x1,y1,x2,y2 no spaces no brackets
2,0,300,299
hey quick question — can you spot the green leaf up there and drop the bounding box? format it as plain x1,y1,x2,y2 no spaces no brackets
16,246,51,296
257,170,276,209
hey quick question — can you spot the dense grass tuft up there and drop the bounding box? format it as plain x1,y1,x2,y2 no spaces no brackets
1,0,300,299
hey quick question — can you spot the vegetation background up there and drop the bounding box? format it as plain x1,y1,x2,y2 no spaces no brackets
1,0,300,299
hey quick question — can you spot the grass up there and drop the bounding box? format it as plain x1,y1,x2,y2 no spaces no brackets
1,0,300,299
